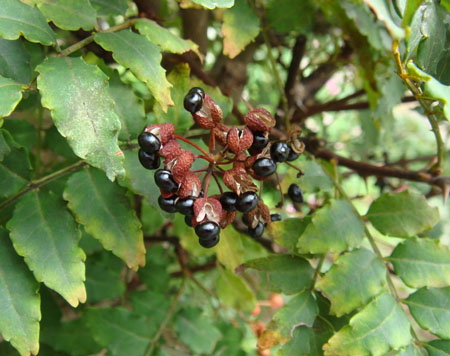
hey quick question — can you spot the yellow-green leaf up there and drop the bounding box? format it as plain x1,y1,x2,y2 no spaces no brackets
0,76,24,118
216,267,256,312
214,227,244,271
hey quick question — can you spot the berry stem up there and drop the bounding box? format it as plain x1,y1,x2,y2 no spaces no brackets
275,171,285,208
174,134,213,162
284,161,304,175
203,171,212,196
212,172,224,194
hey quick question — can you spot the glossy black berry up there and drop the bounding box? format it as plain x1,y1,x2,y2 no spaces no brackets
138,132,161,154
154,169,178,193
248,222,264,238
138,149,160,170
252,157,277,177
270,141,289,163
270,213,282,222
236,192,258,213
286,145,299,162
199,234,220,248
185,215,193,227
175,196,196,215
288,184,304,203
184,92,203,114
158,195,177,213
250,131,269,151
220,192,238,212
188,87,205,97
195,221,220,240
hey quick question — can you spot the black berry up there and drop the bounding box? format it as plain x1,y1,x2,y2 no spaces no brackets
270,213,282,222
199,234,220,248
158,195,177,213
248,222,264,238
286,145,299,162
138,149,160,170
220,192,238,212
185,215,193,227
184,92,203,114
154,169,178,193
270,141,289,163
236,192,258,213
252,157,276,177
188,87,205,97
138,132,161,154
195,221,220,240
250,131,268,151
175,196,196,215
288,184,304,203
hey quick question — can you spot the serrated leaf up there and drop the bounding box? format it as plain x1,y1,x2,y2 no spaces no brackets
7,190,86,307
277,326,312,356
323,293,411,356
0,227,40,356
424,340,450,356
245,255,314,295
90,0,127,16
0,76,25,118
222,0,260,59
297,199,365,254
0,38,32,84
108,72,145,142
268,217,310,251
64,168,145,270
266,0,315,33
174,308,222,354
40,318,102,356
94,30,173,112
214,226,244,271
216,267,256,312
30,0,97,31
366,190,439,237
130,290,171,325
363,0,405,39
407,61,450,120
36,56,125,180
389,238,450,288
85,307,154,356
0,0,56,45
317,248,387,317
405,287,450,339
259,291,318,349
191,0,234,9
135,18,201,57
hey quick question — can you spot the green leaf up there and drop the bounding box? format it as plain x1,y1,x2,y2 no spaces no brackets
135,18,201,57
108,72,145,142
259,291,318,348
90,0,127,16
174,307,222,354
191,0,234,9
2,119,37,151
366,190,440,237
0,227,40,356
316,248,387,317
94,30,173,112
297,199,365,254
245,255,314,295
0,76,25,118
0,38,32,84
214,226,244,271
363,0,405,39
266,0,314,33
0,0,56,45
401,0,423,27
277,326,312,356
424,340,450,356
30,0,97,31
130,290,171,325
137,246,171,292
216,267,256,312
0,129,11,161
85,307,154,356
64,168,145,270
268,217,310,251
85,252,125,303
40,318,102,356
323,293,412,356
222,0,260,59
36,56,125,180
407,61,450,120
7,190,86,307
396,344,428,356
389,237,450,288
405,287,450,339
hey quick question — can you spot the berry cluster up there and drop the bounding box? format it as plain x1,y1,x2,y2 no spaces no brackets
138,87,304,248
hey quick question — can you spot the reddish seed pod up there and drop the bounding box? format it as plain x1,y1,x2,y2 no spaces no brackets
244,108,276,132
160,139,182,161
144,123,174,145
227,126,254,154
193,198,223,225
193,94,222,129
178,171,201,198
170,150,195,184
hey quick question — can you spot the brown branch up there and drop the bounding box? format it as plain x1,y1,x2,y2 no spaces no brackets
285,35,307,108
